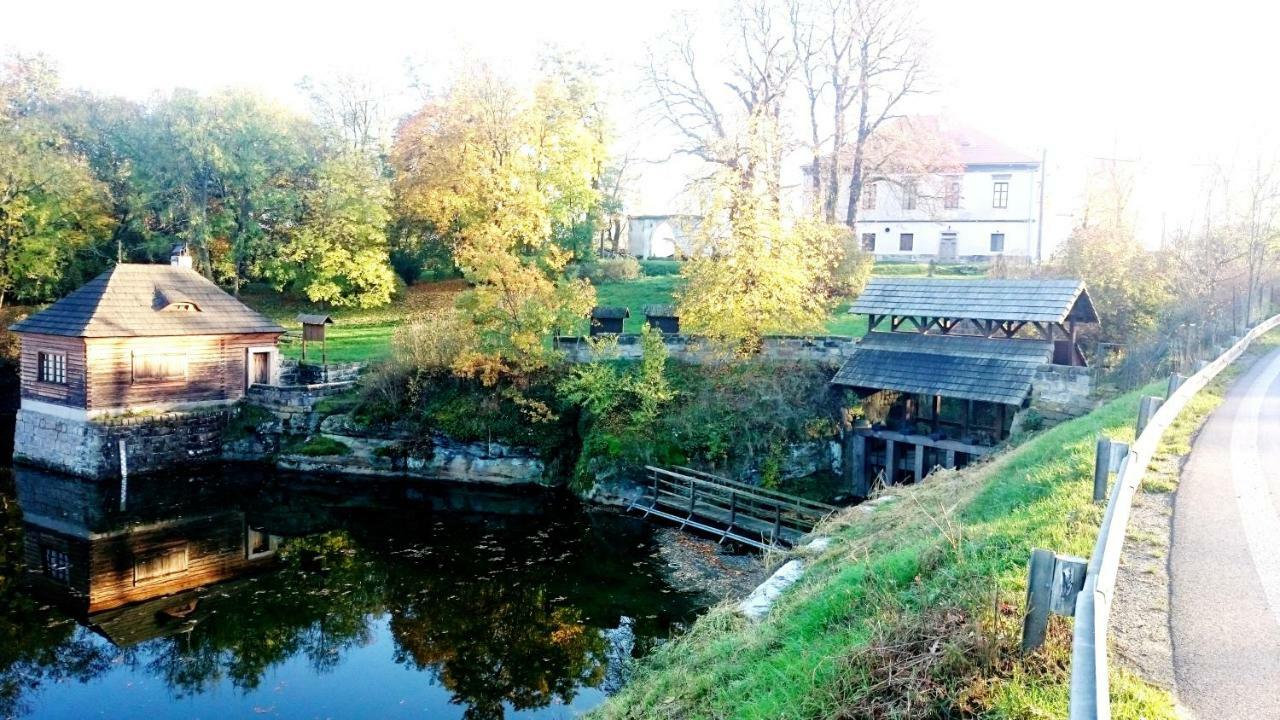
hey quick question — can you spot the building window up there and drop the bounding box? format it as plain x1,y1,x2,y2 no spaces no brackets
860,182,876,210
132,353,188,383
992,178,1009,209
990,232,1006,252
43,546,70,584
37,352,66,385
861,233,876,252
944,177,961,209
901,180,918,210
899,233,914,252
246,528,280,560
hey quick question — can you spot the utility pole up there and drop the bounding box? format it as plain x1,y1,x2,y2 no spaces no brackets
1036,147,1047,264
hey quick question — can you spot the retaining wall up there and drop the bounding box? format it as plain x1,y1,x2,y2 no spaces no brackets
556,334,859,364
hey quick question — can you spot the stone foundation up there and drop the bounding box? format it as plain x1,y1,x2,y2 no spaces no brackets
1031,364,1095,420
14,407,230,479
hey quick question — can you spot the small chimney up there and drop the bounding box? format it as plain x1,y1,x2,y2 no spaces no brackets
170,243,193,269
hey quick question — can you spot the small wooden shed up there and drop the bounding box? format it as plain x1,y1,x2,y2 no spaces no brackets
589,306,630,336
643,304,680,334
296,314,334,363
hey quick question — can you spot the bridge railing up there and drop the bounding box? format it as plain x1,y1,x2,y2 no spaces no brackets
1067,313,1280,720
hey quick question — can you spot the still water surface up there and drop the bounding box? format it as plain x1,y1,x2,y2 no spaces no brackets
0,467,705,719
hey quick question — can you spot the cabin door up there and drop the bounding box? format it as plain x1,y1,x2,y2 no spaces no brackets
939,233,958,261
251,351,271,386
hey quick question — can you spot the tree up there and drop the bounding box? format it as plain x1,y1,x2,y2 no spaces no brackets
1239,155,1280,326
391,63,598,383
0,55,114,306
264,152,397,307
299,72,388,155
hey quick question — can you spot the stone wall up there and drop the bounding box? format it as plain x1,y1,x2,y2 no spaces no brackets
278,359,364,386
14,407,229,479
556,334,858,364
245,381,356,433
1031,364,1095,420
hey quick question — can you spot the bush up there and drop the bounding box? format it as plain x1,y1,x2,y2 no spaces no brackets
638,259,682,276
578,256,642,283
392,308,476,372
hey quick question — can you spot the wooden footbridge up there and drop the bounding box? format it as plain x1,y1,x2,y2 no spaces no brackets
628,466,838,550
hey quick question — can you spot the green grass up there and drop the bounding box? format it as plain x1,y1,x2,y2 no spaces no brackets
593,275,683,333
871,261,988,277
589,329,1280,720
285,434,352,457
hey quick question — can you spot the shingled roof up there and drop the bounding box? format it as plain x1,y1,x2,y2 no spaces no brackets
831,331,1053,405
10,264,284,338
850,278,1097,324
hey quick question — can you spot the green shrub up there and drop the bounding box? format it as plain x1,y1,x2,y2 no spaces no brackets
225,403,274,440
578,257,642,283
638,259,682,276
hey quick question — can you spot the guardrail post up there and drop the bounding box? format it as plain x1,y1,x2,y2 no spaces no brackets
1166,373,1185,399
1136,396,1163,436
1023,549,1089,654
1092,437,1112,503
1022,548,1055,653
1092,437,1130,502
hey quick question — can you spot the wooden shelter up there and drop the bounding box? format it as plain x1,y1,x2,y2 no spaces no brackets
296,313,334,363
643,304,680,334
9,253,284,419
589,306,630,336
833,278,1098,495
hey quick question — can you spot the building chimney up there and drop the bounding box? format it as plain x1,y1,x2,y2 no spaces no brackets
170,243,193,269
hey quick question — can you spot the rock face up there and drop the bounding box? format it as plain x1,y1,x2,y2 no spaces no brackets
404,434,546,485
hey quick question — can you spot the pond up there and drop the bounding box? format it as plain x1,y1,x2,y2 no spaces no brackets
0,466,707,719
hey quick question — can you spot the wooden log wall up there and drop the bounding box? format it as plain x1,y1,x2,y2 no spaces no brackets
18,334,88,407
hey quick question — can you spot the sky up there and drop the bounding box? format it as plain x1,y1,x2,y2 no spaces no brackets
3,0,1276,250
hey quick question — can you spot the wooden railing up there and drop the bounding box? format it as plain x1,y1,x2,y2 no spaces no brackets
630,465,837,550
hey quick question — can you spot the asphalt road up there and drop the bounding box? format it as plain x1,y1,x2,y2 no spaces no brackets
1170,346,1280,718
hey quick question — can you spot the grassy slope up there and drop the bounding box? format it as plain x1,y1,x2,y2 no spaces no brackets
598,329,1280,719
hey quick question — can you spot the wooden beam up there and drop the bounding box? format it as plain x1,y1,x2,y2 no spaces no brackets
914,444,925,483
884,439,897,486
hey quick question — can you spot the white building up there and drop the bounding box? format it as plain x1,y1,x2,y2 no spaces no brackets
838,121,1042,262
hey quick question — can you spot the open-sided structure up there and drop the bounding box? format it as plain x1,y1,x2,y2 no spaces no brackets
832,278,1097,495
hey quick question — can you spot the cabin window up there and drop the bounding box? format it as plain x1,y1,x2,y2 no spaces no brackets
132,352,188,383
42,546,70,584
899,233,914,252
246,528,279,559
133,544,189,584
990,232,1006,252
37,352,66,385
861,233,876,252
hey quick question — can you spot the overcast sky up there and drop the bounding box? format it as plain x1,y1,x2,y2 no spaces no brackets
3,0,1276,249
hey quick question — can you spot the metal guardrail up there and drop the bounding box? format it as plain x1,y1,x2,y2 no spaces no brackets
1068,313,1280,719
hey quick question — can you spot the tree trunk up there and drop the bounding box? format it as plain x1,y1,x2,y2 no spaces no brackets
844,55,871,229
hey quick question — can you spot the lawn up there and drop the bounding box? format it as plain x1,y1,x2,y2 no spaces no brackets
242,260,979,364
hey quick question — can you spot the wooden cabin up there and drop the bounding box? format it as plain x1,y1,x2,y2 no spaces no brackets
590,306,630,336
832,278,1098,495
643,304,680,334
9,249,284,420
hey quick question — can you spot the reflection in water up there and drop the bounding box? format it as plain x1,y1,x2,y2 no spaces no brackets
0,467,704,719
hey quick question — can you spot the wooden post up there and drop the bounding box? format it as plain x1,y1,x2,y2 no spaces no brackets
1092,437,1113,503
914,444,925,483
728,491,737,527
1166,373,1185,399
1136,396,1163,437
884,439,897,486
1022,548,1055,653
772,505,782,544
931,395,941,433
850,434,869,497
944,449,956,468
